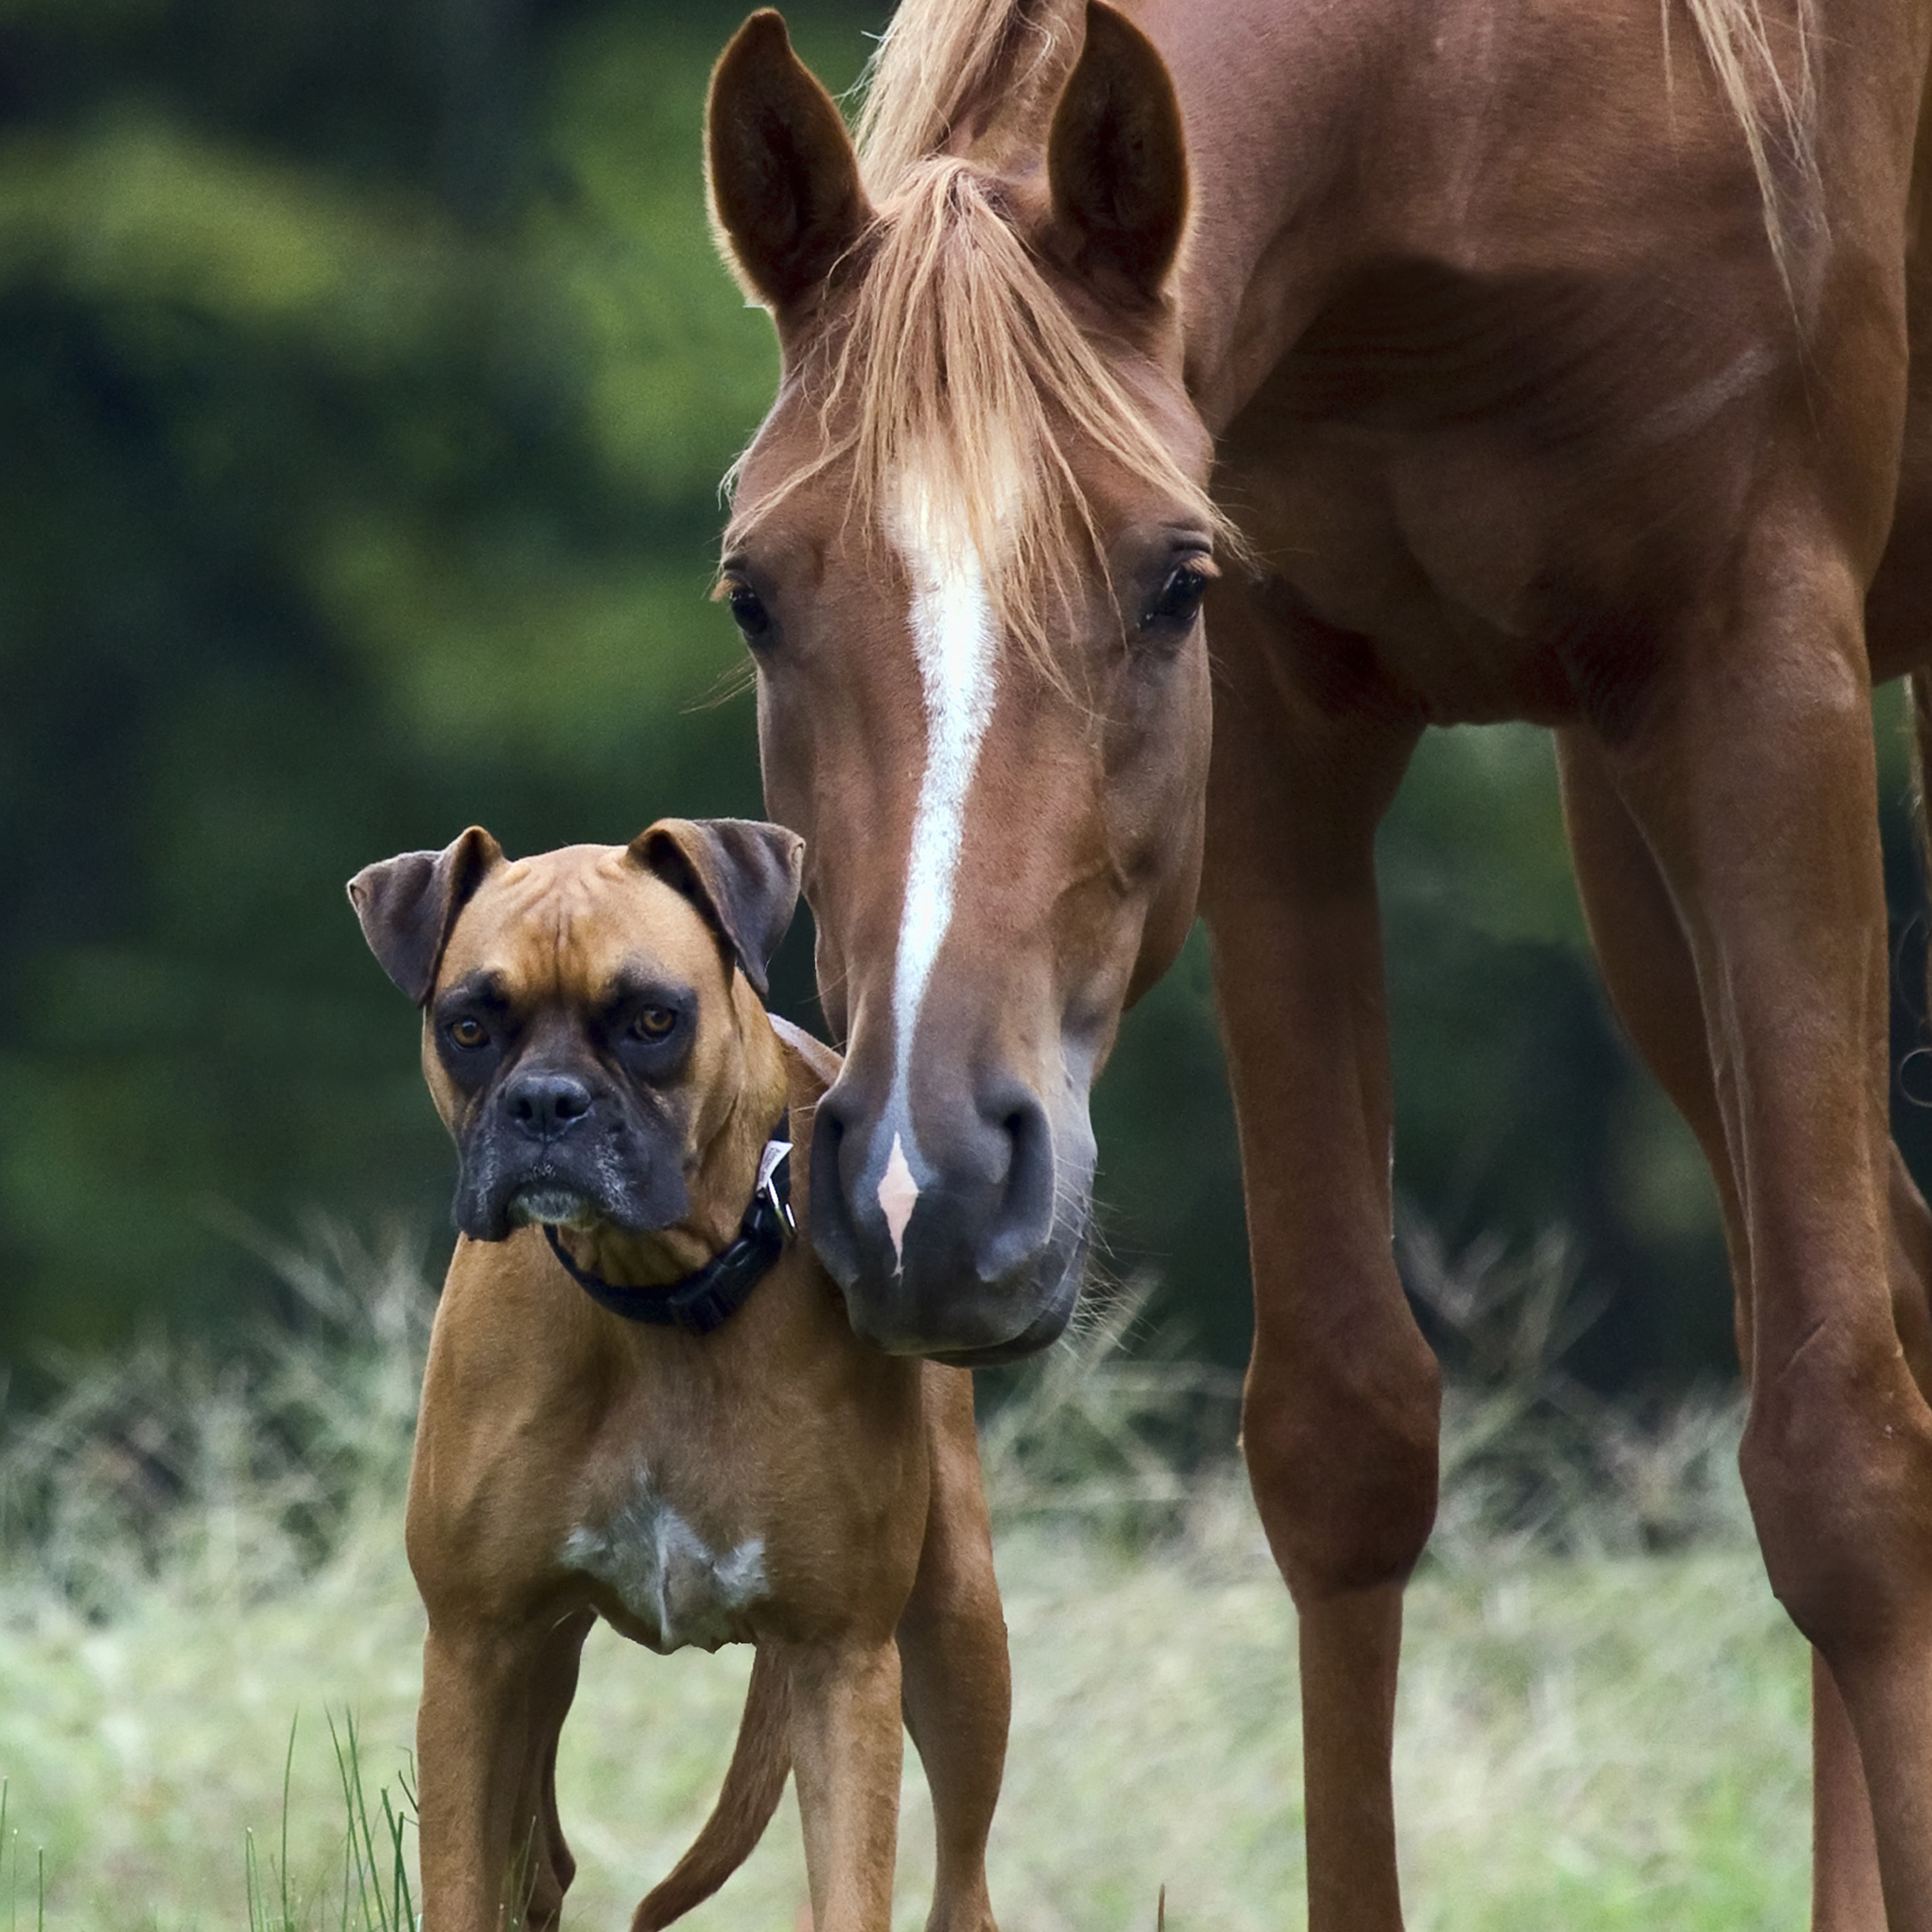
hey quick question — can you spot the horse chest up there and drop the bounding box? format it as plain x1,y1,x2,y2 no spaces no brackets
560,1464,771,1655
1242,409,1716,727
1246,456,1581,723
1225,254,1771,725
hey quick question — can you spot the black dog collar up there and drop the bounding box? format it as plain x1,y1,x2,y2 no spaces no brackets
542,1138,794,1337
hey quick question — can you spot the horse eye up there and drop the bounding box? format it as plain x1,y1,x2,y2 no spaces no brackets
632,1006,678,1041
725,581,772,642
1142,562,1210,632
448,1017,489,1050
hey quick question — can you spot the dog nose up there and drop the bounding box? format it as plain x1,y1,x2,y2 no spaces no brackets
502,1070,594,1141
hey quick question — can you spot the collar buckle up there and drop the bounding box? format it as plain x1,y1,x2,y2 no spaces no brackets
758,1138,796,1234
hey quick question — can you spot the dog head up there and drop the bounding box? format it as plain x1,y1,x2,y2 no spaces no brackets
349,820,804,1243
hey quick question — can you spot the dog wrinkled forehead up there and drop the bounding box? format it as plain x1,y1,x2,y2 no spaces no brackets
434,846,722,996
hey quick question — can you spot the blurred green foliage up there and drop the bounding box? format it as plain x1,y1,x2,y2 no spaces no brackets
2,0,1923,1390
0,0,863,1359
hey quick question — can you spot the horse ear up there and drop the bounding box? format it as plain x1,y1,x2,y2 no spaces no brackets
707,11,871,315
1044,1,1188,301
348,827,505,1006
630,818,805,1001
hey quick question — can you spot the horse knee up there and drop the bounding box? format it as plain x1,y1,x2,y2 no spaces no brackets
1243,1338,1441,1603
1740,1331,1932,1657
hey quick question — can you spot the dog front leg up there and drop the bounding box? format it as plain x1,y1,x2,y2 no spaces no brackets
417,1611,591,1932
517,1608,594,1928
785,1635,905,1932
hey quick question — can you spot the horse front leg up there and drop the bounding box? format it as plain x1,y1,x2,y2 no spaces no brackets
897,1366,1007,1932
1559,724,1896,1929
1201,585,1434,1932
1596,535,1932,1929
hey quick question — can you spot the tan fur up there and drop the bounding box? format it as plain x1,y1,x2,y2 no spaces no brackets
404,848,1008,1932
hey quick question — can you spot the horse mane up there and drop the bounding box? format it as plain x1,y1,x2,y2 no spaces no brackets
853,0,1821,269
852,0,1079,193
1677,0,1820,295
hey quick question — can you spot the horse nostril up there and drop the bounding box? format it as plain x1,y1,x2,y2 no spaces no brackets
806,1089,863,1291
804,1061,1071,1301
814,1088,850,1150
504,1072,594,1139
978,1090,1057,1282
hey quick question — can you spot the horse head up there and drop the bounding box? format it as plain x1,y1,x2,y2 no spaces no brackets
706,1,1218,1362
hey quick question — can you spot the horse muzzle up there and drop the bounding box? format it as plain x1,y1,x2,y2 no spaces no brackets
806,1068,1091,1363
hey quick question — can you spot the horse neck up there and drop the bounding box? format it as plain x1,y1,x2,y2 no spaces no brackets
1128,0,1406,435
1148,0,1833,428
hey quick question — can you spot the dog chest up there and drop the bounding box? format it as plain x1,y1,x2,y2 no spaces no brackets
560,1464,769,1655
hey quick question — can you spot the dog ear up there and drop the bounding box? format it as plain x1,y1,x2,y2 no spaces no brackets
347,827,505,1005
631,818,804,1000
707,10,871,317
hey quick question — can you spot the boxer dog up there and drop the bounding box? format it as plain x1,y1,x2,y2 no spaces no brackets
349,820,1008,1932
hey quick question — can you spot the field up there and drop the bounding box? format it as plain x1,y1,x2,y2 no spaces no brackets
0,1232,1813,1930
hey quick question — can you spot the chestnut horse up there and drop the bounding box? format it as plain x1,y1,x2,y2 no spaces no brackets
704,0,1932,1921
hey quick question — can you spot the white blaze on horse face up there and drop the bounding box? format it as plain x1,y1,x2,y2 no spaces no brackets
879,1131,919,1268
879,466,1004,1205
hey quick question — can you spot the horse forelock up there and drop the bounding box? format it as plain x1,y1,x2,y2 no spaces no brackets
726,154,1226,682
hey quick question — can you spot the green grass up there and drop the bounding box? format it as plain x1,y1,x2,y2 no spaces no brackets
0,1235,1811,1928
241,1715,420,1932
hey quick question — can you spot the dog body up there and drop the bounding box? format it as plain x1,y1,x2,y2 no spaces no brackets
351,828,1008,1932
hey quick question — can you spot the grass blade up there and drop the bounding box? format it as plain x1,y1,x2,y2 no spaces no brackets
278,1712,299,1932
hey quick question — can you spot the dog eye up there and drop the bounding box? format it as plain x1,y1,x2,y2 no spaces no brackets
723,580,772,643
632,1007,679,1041
1140,560,1211,633
447,1017,490,1050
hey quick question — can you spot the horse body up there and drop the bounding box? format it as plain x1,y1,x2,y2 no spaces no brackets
1157,0,1924,720
705,0,1932,1920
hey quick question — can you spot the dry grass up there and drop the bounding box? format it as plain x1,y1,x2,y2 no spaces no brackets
0,1230,1809,1929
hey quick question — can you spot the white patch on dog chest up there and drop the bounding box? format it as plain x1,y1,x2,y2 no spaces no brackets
561,1467,768,1654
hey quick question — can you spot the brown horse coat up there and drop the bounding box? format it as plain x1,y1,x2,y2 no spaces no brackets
706,0,1932,1922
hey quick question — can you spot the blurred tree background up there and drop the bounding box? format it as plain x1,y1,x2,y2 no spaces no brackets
2,0,1927,1395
